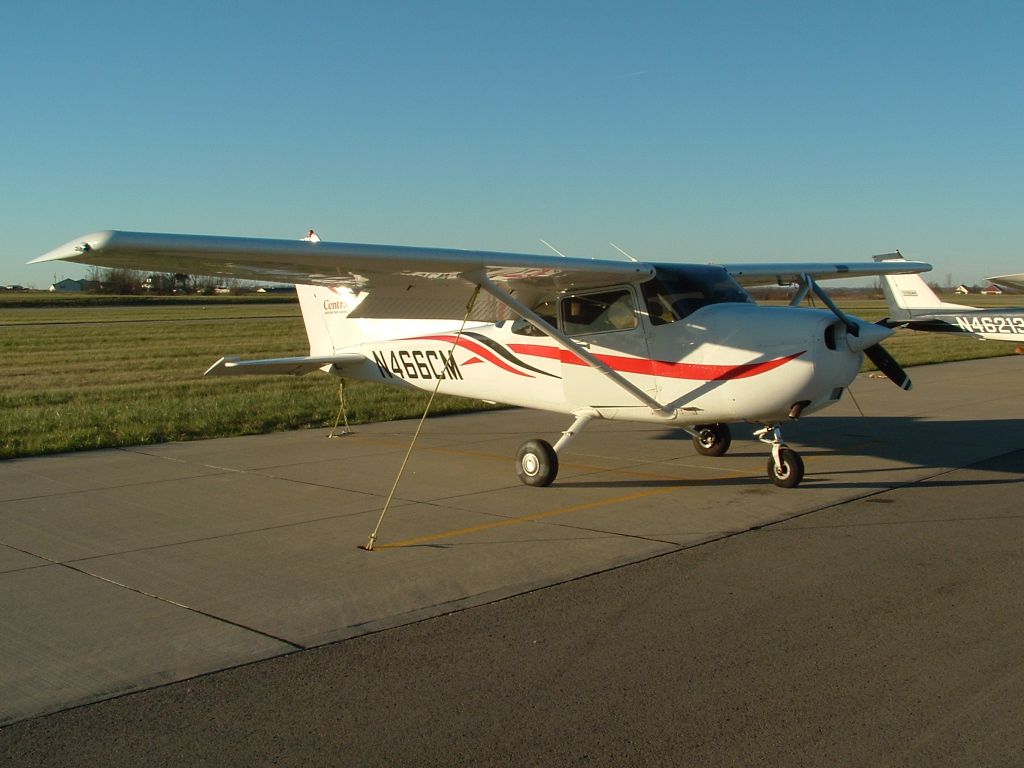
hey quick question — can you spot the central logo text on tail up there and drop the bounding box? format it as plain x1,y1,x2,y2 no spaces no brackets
372,350,463,380
322,298,349,313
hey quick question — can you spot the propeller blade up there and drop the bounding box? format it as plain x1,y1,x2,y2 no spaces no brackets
864,344,912,390
806,277,911,389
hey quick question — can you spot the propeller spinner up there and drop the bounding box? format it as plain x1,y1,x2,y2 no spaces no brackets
808,277,912,390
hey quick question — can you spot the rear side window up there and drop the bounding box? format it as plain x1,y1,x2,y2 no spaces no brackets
560,289,638,335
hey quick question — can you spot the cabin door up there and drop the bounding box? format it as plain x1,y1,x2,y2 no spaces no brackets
558,287,657,412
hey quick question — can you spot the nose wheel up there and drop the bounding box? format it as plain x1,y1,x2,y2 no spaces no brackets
767,447,804,488
755,425,805,488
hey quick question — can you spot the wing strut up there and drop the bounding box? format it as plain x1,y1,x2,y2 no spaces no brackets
470,272,676,419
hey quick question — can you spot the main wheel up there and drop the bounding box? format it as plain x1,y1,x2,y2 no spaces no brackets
767,448,804,488
515,439,559,487
692,423,732,457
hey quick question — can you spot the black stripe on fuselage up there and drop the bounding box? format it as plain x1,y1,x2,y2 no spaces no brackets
905,319,971,334
463,332,561,378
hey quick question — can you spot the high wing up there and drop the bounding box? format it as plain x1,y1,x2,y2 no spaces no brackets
986,272,1024,293
31,231,933,319
32,230,653,321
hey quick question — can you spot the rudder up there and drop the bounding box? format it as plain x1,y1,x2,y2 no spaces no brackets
296,285,367,355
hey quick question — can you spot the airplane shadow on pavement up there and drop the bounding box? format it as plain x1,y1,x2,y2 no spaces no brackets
560,416,1024,491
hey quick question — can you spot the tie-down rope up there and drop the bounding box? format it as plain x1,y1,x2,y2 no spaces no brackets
361,285,481,551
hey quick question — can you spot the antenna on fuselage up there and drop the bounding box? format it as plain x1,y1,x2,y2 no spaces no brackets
608,242,640,263
539,239,567,257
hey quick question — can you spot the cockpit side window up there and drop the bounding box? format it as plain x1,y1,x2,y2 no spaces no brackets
510,300,558,336
642,265,751,325
560,289,638,335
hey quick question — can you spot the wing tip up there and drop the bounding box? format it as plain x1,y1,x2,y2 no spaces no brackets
29,231,118,265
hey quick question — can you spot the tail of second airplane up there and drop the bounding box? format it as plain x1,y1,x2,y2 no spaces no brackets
875,252,975,321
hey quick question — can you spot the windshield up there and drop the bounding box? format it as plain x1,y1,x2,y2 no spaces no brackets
642,264,751,325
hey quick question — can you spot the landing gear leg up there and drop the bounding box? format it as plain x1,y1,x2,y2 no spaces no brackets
755,424,805,488
515,412,593,487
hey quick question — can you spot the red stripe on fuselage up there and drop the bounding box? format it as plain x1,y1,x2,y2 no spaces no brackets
507,344,805,381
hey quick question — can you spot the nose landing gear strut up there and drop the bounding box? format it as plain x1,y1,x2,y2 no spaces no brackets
755,424,805,488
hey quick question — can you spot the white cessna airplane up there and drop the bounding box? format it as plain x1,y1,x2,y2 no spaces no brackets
34,231,931,488
878,252,1024,342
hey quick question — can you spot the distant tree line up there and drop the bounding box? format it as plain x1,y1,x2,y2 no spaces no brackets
84,267,251,295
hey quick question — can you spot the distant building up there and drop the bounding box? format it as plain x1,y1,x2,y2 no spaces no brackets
954,284,970,295
49,278,99,292
980,285,1004,295
141,274,172,291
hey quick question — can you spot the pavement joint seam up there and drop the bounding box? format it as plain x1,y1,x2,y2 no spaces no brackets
59,505,402,564
0,539,307,651
0,469,235,504
533,519,686,547
59,560,307,651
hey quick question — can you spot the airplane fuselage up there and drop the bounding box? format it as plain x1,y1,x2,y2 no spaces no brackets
349,302,861,426
904,310,1024,341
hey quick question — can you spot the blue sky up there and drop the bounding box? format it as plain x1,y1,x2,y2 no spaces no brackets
3,1,1022,287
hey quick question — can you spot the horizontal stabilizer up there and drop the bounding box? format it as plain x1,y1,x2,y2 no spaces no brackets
204,354,366,377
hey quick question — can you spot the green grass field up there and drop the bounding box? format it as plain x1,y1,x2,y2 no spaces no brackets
0,295,497,459
1,292,1020,459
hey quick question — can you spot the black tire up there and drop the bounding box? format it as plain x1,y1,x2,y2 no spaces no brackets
515,439,559,487
767,448,804,488
692,423,732,457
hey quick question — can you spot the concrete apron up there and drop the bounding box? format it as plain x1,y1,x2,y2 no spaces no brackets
1,355,1022,725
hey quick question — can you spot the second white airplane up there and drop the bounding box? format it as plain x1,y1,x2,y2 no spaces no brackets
878,252,1024,341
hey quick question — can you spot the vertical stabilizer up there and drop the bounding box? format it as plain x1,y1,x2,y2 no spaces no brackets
875,254,975,320
294,285,477,354
296,285,367,355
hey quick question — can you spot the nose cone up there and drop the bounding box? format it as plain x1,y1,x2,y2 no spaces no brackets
845,319,893,353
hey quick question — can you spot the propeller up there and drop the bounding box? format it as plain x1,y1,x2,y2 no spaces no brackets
863,339,912,390
805,275,912,390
